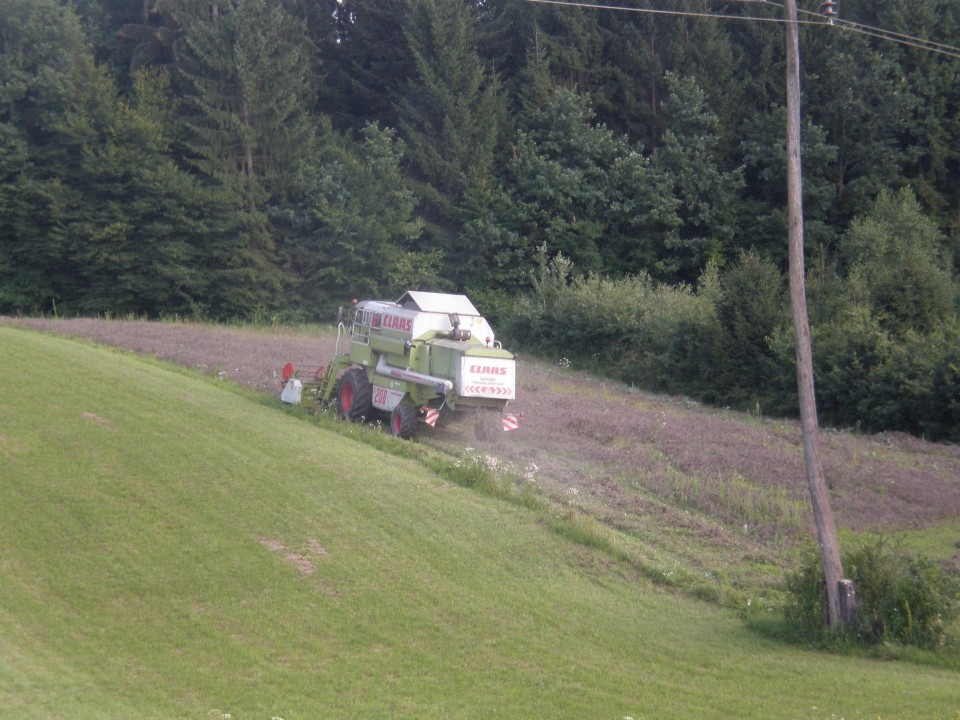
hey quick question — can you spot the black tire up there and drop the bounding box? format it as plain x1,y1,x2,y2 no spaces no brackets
390,403,418,439
337,368,373,421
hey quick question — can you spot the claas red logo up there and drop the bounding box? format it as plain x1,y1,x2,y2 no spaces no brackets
469,364,507,375
382,314,413,333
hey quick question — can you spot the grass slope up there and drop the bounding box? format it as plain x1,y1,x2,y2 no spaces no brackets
1,327,957,719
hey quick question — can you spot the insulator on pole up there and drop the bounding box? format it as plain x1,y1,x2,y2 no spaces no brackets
821,0,838,25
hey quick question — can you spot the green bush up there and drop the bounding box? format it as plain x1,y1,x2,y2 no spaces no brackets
838,188,957,339
784,548,834,641
711,250,791,411
503,250,719,395
504,242,960,440
624,282,720,397
784,540,959,650
808,306,891,430
863,329,960,442
805,310,960,440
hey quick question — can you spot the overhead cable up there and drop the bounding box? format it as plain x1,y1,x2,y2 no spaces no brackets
523,0,960,59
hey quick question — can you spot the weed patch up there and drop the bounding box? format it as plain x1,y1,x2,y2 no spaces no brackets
784,538,960,659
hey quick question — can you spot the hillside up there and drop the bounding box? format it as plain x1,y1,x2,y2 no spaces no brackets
2,324,960,718
5,317,960,586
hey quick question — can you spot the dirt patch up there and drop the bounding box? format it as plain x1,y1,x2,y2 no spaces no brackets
258,538,287,553
260,538,327,575
305,538,329,556
257,537,328,576
282,554,316,576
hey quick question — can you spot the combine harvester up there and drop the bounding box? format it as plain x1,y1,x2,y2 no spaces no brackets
280,291,520,438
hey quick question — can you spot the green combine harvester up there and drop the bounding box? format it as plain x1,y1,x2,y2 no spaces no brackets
281,291,519,438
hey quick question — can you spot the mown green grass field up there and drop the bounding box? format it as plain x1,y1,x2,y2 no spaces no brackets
1,326,958,719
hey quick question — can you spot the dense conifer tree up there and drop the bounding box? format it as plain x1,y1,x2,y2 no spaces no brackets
274,123,431,317
739,106,839,263
173,0,317,312
176,0,314,207
650,73,743,281
462,87,678,288
314,0,412,132
396,0,502,218
0,0,102,312
802,24,916,224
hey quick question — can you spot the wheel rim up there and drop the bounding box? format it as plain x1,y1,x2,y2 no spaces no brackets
392,410,402,435
341,382,354,411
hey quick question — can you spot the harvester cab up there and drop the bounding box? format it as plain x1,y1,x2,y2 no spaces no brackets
281,291,520,438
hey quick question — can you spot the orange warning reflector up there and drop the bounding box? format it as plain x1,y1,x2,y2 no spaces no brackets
502,413,519,432
281,362,296,383
424,408,440,427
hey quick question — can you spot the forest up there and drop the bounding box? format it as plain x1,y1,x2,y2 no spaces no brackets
1,0,958,438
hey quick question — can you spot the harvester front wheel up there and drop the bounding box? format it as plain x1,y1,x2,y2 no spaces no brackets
337,368,373,422
390,404,418,439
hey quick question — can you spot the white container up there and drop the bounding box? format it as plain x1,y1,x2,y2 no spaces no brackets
280,378,303,405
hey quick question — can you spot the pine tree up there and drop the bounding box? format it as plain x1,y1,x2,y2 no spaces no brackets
176,0,314,207
395,0,503,246
802,19,917,225
60,69,257,318
0,0,92,312
314,0,411,131
651,73,744,282
275,123,430,317
462,87,677,288
739,105,839,264
173,0,317,313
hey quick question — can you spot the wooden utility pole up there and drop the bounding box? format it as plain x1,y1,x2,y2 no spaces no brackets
783,0,850,629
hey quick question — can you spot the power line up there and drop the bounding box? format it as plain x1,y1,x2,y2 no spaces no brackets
794,5,960,58
523,0,805,26
523,0,960,59
831,22,960,59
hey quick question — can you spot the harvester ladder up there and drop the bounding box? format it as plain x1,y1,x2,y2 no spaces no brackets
316,355,351,405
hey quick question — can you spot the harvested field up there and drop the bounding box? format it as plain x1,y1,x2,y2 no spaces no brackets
5,315,960,571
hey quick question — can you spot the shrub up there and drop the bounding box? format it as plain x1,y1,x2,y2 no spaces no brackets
711,249,791,410
503,241,960,440
784,539,959,650
784,548,834,641
503,250,719,395
863,329,960,442
807,305,891,429
839,188,957,338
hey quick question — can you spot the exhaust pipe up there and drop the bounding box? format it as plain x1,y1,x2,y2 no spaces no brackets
375,355,454,395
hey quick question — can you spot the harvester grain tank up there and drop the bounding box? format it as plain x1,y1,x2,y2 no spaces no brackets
280,291,519,438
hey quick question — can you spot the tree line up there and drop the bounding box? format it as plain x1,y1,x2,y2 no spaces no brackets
1,0,958,437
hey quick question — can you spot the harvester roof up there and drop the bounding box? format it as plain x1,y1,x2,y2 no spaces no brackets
396,291,481,317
